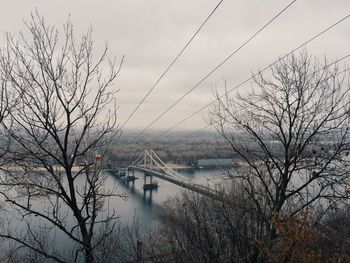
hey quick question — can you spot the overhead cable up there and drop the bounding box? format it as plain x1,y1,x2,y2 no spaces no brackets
132,0,297,140
155,14,350,138
120,0,225,130
184,54,350,138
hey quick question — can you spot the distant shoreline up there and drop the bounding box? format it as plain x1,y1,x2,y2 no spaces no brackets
2,165,89,173
165,163,192,169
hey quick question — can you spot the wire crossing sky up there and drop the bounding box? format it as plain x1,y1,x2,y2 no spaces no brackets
153,14,350,139
120,0,225,130
185,54,350,139
0,1,348,133
131,0,297,140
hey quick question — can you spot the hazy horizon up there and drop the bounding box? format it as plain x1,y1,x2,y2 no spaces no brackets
0,0,349,133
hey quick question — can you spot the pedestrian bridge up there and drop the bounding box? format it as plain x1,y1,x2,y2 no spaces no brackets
127,149,221,200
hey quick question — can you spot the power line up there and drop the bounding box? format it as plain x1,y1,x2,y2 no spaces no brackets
120,0,225,131
184,54,350,139
131,0,297,140
155,14,350,138
186,123,214,138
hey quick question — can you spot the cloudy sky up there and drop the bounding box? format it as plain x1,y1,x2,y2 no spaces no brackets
0,0,349,135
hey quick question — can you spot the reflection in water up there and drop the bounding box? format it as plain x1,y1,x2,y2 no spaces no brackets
0,168,226,261
143,189,154,205
107,167,226,229
112,173,162,213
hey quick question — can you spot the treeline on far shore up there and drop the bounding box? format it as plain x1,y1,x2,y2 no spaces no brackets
106,131,236,167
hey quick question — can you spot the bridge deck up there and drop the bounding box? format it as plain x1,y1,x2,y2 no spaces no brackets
129,166,220,200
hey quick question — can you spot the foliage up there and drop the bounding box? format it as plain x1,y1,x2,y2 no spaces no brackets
107,132,236,167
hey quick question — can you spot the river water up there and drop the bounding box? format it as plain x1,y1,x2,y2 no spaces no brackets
0,167,227,260
105,167,226,229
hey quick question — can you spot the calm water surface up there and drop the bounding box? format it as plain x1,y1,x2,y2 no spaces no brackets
105,167,226,229
0,168,227,260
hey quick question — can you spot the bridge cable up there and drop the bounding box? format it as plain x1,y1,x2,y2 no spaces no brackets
131,151,145,166
131,0,297,141
154,14,350,139
120,0,225,131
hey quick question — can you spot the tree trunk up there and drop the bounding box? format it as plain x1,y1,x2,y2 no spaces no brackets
83,233,94,263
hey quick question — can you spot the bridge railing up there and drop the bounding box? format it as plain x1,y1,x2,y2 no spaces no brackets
129,150,222,199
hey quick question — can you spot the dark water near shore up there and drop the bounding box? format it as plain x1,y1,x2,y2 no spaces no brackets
106,167,226,229
0,168,227,260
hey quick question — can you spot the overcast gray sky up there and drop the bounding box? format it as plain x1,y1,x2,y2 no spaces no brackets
0,0,349,134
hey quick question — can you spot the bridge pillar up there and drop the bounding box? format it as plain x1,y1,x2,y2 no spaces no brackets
143,172,158,190
125,167,137,183
127,167,135,177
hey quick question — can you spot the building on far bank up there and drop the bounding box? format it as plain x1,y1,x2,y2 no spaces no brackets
196,158,233,168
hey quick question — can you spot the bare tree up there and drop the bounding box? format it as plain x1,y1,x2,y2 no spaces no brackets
0,13,124,262
155,187,268,262
210,52,350,239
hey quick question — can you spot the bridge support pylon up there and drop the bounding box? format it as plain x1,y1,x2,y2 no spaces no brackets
143,172,158,190
125,167,137,182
